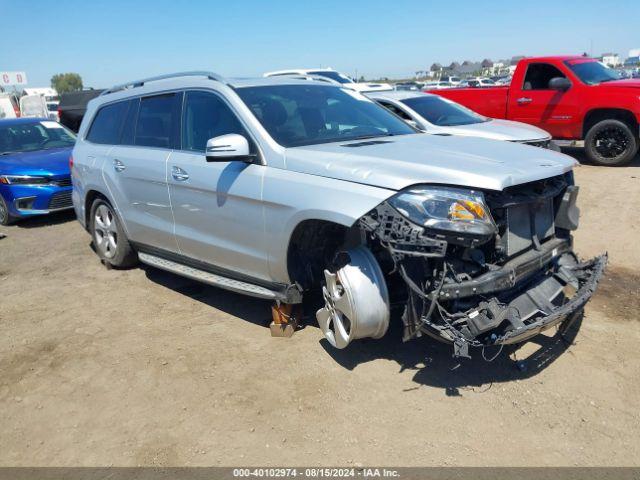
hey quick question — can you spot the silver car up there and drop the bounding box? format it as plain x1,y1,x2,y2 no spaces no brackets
72,72,606,359
368,90,559,149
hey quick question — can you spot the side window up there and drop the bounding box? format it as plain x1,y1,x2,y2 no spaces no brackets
86,101,128,144
379,101,412,121
523,63,566,90
182,91,253,153
135,93,180,148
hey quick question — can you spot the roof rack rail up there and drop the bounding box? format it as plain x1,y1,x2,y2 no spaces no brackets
100,71,226,96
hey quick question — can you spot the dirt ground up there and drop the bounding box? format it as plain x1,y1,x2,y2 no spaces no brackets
1,151,639,467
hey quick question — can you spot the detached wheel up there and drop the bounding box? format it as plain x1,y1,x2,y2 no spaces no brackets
89,198,137,268
585,119,638,166
0,196,16,226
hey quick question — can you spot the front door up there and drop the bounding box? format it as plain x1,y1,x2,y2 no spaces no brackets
508,62,581,139
168,90,269,281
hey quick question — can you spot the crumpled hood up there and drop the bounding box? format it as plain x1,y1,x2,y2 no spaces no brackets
0,147,72,176
284,133,576,192
443,119,550,142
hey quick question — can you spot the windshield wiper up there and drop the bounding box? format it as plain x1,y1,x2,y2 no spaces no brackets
346,133,399,141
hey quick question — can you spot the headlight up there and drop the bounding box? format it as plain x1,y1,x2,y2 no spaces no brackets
0,175,50,185
388,186,496,239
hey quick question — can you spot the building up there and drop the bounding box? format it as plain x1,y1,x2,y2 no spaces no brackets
601,53,620,67
629,49,640,58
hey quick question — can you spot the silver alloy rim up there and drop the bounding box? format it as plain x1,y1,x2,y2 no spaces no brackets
0,199,7,224
94,204,117,259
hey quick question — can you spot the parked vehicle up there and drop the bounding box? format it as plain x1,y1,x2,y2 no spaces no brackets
394,82,422,91
57,89,104,132
429,56,640,166
423,81,452,90
0,95,17,119
264,68,392,92
0,118,75,225
440,75,462,86
72,72,605,358
368,91,559,149
19,94,49,118
461,77,496,88
23,88,60,121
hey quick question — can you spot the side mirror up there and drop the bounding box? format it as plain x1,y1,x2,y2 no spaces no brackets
406,119,420,130
549,77,571,91
205,134,253,162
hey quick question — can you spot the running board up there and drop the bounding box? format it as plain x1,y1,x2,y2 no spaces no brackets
138,252,282,301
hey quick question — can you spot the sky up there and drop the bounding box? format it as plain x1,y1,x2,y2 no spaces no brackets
2,0,639,89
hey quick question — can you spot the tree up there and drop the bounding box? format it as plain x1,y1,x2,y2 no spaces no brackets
430,63,442,72
51,73,83,94
449,61,460,71
481,58,494,68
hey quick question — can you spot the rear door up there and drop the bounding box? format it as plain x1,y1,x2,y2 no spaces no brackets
507,62,581,138
105,93,181,252
167,90,269,280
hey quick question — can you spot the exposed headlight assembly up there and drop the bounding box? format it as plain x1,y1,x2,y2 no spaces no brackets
388,186,496,241
0,175,50,185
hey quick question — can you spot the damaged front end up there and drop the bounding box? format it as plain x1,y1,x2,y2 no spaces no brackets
357,172,607,358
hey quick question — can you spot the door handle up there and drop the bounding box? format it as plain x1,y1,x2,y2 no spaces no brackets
171,166,189,181
113,159,126,172
517,97,533,105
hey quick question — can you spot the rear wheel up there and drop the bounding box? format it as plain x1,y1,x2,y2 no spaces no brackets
584,119,638,166
0,196,16,226
89,198,137,268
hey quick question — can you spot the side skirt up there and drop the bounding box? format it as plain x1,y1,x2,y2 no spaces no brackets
134,244,302,304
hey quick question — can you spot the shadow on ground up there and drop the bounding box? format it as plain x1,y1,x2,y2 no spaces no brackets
562,147,640,168
11,209,76,229
142,265,584,394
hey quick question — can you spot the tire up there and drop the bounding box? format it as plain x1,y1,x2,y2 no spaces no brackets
584,119,638,166
89,198,138,268
0,195,16,226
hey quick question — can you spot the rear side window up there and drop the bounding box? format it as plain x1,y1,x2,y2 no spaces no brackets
135,93,180,148
86,101,128,144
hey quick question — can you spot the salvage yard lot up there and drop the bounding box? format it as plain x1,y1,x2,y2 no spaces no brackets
1,151,639,467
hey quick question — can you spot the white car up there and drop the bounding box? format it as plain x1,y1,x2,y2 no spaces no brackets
367,90,559,149
460,77,496,88
423,81,453,90
264,68,392,92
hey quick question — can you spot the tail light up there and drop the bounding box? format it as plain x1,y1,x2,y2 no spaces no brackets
69,154,74,170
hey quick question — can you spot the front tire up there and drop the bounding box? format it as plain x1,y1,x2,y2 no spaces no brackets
584,119,638,166
89,198,137,268
0,196,16,226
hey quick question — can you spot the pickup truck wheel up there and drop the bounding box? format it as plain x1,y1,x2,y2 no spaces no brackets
89,198,138,268
585,119,638,166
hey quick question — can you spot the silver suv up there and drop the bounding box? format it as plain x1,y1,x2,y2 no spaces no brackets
72,72,606,358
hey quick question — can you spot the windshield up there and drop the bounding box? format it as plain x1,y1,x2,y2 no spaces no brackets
565,59,619,85
237,85,415,147
401,96,488,126
0,121,76,154
307,71,353,84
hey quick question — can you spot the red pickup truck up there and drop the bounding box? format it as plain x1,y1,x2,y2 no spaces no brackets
430,56,640,166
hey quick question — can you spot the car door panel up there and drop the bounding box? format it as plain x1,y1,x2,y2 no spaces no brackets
105,145,176,251
168,154,268,279
508,63,581,138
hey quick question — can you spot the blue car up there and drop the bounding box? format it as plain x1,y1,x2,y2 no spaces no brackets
0,118,76,225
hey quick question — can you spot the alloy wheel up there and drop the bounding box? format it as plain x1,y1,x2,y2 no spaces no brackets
94,204,118,259
593,126,631,159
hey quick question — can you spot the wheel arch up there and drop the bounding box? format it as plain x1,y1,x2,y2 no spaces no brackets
583,108,639,138
285,219,356,291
